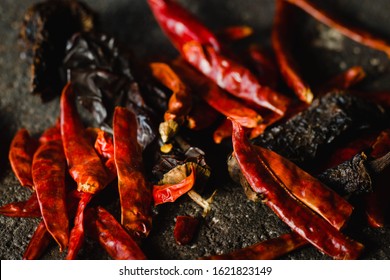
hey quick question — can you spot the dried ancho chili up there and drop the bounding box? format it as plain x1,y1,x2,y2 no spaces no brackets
20,0,97,101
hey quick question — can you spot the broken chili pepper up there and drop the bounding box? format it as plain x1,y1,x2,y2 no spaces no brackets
153,165,196,206
201,232,306,260
8,128,39,189
231,119,364,259
22,220,52,260
86,207,146,260
173,215,199,245
32,125,69,251
113,107,152,238
285,0,390,57
272,0,313,103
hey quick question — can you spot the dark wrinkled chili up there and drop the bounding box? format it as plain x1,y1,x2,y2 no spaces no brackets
231,119,364,259
173,215,199,245
113,107,152,238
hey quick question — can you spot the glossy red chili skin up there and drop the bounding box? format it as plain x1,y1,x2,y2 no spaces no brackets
9,128,39,189
32,125,69,251
231,119,364,260
86,207,147,260
174,215,199,245
147,0,220,52
60,83,110,194
113,107,152,238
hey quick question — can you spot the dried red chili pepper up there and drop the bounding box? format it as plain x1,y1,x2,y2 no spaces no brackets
364,130,390,228
147,0,221,52
213,119,233,144
272,0,313,103
231,119,364,259
201,232,306,260
153,165,196,206
92,128,116,178
60,82,111,194
0,193,40,218
285,0,390,57
8,128,39,189
86,207,146,260
150,62,192,142
320,66,366,94
182,41,290,116
22,220,52,260
173,215,199,245
217,25,254,42
32,125,69,251
66,192,92,260
113,107,152,238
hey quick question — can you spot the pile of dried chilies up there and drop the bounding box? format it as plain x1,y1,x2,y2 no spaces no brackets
1,0,390,260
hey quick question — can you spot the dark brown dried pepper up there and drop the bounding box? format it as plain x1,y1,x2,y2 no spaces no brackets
113,107,152,238
173,215,199,245
231,119,364,259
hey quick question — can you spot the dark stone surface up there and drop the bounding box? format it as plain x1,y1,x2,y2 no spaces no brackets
1,0,390,260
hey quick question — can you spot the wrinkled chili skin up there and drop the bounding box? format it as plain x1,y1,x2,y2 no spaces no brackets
113,107,152,238
32,125,69,251
60,83,110,194
0,193,41,218
251,92,387,164
8,129,39,189
20,0,97,101
63,32,159,150
86,207,147,260
272,0,313,103
201,233,306,260
231,120,364,260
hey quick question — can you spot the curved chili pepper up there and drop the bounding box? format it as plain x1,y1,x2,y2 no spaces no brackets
272,0,313,104
60,82,111,194
32,125,69,251
0,193,40,218
285,0,390,57
23,220,52,260
231,119,364,259
8,128,39,189
255,145,354,230
153,165,196,206
86,207,146,260
364,130,390,228
182,41,290,116
147,0,221,52
173,215,199,245
113,107,152,238
201,232,306,260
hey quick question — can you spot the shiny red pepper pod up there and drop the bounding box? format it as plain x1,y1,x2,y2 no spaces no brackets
0,193,41,218
113,106,152,238
60,82,111,194
231,119,364,259
8,128,39,189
